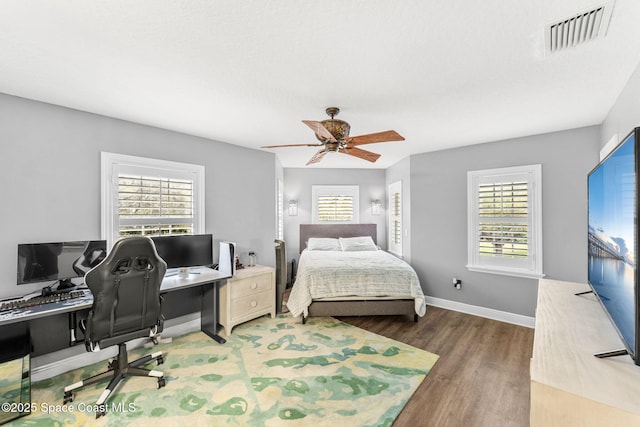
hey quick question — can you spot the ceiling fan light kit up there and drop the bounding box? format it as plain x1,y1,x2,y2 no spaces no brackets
261,107,405,165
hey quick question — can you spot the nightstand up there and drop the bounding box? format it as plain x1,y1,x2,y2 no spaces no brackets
218,265,276,336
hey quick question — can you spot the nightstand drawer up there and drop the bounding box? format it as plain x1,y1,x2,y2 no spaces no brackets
230,273,272,299
229,290,272,319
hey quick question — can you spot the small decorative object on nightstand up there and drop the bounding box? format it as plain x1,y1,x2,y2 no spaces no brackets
218,265,275,336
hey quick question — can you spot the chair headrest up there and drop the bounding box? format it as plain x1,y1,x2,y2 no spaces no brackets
88,236,167,279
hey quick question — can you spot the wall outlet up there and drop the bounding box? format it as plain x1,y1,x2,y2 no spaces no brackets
453,278,462,290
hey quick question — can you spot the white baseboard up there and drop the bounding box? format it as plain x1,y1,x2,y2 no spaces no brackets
31,313,202,382
425,296,535,329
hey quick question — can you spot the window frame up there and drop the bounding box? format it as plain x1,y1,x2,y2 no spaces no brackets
311,185,360,224
466,164,544,279
101,152,205,249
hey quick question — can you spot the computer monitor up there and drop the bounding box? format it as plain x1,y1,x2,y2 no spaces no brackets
17,240,107,290
150,234,213,272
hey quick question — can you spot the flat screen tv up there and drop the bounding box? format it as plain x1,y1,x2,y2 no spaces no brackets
588,127,640,365
17,240,107,290
150,234,213,271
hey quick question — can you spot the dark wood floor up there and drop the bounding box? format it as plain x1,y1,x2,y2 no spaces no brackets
336,306,534,427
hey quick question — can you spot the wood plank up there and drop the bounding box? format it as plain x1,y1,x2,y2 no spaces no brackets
337,306,534,426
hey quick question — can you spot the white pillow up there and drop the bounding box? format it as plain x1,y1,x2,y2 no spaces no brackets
339,236,378,252
307,237,342,251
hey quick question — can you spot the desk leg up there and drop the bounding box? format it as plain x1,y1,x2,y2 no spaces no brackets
200,281,226,344
68,312,77,346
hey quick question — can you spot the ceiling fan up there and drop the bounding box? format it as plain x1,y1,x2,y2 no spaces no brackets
261,107,405,165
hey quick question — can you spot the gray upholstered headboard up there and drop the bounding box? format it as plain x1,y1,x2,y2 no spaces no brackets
299,224,377,253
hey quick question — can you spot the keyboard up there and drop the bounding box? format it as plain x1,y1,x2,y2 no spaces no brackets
0,290,85,313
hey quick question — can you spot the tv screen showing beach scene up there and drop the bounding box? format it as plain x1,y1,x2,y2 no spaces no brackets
588,130,637,356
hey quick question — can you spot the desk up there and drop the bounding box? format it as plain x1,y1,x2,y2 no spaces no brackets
0,267,230,343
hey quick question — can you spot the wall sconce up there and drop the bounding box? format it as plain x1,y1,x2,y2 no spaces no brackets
288,200,298,216
371,199,381,215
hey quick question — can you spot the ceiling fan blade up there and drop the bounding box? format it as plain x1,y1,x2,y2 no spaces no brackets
302,120,337,143
341,146,381,163
346,130,405,146
306,149,328,165
261,143,324,148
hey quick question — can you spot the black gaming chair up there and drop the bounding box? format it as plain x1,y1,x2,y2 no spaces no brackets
63,236,167,418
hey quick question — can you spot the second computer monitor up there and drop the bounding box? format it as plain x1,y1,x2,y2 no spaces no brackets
150,234,213,270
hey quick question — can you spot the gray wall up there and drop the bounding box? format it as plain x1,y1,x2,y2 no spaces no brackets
409,126,600,317
283,168,386,259
0,93,277,300
602,60,640,149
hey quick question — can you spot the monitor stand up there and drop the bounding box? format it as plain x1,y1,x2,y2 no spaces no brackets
575,290,629,360
53,279,77,293
595,349,629,359
40,280,77,296
165,267,202,278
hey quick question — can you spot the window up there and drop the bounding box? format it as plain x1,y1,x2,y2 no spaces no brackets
388,181,402,256
101,152,205,248
311,185,359,224
467,164,543,279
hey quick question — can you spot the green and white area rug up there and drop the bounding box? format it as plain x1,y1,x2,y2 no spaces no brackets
11,315,438,426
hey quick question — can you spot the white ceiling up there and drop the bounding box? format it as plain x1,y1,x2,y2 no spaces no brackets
2,1,640,168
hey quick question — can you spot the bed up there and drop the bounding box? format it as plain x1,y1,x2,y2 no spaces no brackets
286,224,426,323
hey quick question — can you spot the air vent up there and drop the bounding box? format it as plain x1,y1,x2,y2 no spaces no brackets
547,3,614,53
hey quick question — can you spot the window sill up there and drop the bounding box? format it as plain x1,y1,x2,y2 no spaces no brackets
466,265,545,280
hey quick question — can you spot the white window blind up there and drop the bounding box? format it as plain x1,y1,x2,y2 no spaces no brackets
467,165,543,279
101,153,205,248
388,180,402,256
392,193,401,244
477,180,528,259
277,178,284,240
317,195,354,221
312,185,359,224
118,175,195,236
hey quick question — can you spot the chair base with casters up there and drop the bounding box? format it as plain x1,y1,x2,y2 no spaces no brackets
63,341,166,418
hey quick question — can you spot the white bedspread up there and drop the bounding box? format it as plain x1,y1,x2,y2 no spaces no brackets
286,249,426,318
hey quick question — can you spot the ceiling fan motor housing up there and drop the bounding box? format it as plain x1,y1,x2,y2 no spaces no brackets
318,119,350,142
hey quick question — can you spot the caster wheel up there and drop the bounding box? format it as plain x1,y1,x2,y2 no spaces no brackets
63,392,74,404
157,355,164,365
158,377,166,388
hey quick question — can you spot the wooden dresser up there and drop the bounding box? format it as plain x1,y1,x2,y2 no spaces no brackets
530,279,640,425
218,265,275,336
